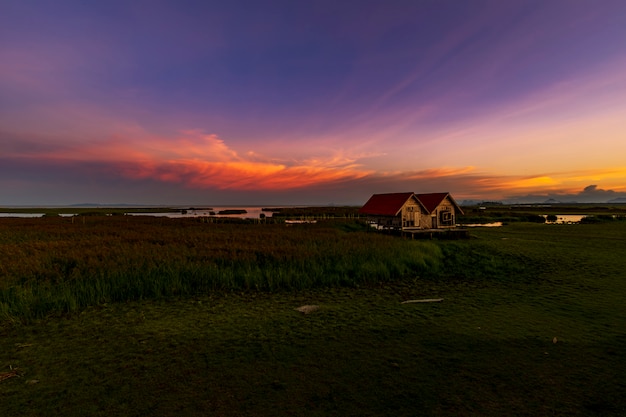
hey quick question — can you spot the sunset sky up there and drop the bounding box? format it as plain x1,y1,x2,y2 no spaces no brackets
2,0,626,206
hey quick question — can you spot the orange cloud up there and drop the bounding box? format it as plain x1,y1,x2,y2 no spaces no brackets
60,131,373,190
6,124,626,200
500,176,562,190
126,159,371,191
454,168,626,200
565,168,626,187
402,166,477,179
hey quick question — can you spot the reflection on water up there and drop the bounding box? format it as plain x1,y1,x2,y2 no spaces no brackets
125,207,269,219
0,211,593,224
461,214,587,227
0,213,45,218
462,222,503,227
544,214,585,224
0,207,268,219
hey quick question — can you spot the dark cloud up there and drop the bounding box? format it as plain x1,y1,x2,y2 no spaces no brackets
504,185,626,204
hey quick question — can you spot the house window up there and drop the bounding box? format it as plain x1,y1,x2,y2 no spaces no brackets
440,210,453,225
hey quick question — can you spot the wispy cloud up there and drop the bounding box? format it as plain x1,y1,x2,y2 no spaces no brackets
4,122,626,202
3,1,626,205
1,129,372,191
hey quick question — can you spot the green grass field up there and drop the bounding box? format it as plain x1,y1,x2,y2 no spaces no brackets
1,217,625,416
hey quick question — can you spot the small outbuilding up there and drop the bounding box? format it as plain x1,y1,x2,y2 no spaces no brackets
358,192,427,231
415,192,464,229
359,192,464,231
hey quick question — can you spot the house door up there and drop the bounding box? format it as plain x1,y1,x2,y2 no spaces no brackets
431,214,437,229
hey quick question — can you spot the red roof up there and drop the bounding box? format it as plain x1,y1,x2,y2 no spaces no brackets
415,193,449,213
358,192,416,216
416,192,463,214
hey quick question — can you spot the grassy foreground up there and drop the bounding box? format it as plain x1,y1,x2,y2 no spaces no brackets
1,218,625,416
0,216,441,322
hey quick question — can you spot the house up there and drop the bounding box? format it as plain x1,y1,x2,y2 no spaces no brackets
359,192,464,231
415,192,464,229
358,192,427,230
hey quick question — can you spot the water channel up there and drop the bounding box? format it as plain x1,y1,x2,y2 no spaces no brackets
0,212,594,224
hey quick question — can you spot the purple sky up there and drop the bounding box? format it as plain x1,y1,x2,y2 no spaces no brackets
2,0,626,205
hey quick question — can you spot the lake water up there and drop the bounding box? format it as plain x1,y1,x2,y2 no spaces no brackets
0,207,268,219
0,213,46,218
461,222,503,227
124,207,270,219
0,213,79,218
0,211,592,223
461,214,587,227
545,214,585,224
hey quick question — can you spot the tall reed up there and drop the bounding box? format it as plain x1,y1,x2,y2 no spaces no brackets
0,217,444,323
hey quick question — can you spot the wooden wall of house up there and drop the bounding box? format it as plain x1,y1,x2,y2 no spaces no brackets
400,200,422,228
419,212,433,229
437,197,457,227
363,194,460,231
419,197,458,229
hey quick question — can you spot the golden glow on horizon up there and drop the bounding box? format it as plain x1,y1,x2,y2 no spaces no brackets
566,167,626,186
404,166,477,179
4,53,625,202
5,127,626,199
376,61,626,178
502,176,561,190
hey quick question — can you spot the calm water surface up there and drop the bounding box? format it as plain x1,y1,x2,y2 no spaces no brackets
124,207,270,219
461,214,587,227
0,211,591,223
0,213,45,218
0,208,267,219
462,222,503,227
545,214,585,224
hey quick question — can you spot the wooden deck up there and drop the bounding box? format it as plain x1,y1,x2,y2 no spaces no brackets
395,228,470,239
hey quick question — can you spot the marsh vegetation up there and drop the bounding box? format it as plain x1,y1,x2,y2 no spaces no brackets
0,217,443,322
1,215,625,416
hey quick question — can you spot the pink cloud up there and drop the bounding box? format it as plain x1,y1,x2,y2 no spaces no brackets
3,125,625,201
12,130,372,191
